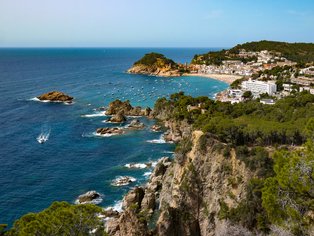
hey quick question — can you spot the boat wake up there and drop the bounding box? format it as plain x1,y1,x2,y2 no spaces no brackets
37,128,51,144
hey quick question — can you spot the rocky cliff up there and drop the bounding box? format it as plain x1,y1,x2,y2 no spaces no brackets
104,117,255,235
128,53,181,77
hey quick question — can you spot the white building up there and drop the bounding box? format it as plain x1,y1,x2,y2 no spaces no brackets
241,79,277,96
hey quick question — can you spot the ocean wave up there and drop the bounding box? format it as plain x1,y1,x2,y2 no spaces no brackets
143,171,152,177
105,200,123,213
163,151,175,154
111,176,137,186
125,163,148,169
93,132,121,137
29,97,74,105
146,135,167,144
81,112,107,118
126,115,142,118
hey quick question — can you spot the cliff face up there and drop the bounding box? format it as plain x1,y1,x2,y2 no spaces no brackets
105,118,253,235
128,53,181,77
156,130,251,236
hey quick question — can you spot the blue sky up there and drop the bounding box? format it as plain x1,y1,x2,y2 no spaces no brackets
0,0,313,47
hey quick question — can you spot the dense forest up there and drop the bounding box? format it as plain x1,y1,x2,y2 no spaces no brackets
192,40,314,65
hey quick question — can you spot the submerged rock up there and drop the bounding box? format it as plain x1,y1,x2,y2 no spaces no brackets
96,127,124,136
128,119,145,129
37,91,73,102
76,191,102,204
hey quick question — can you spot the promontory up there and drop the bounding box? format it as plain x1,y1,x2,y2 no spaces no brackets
127,52,181,77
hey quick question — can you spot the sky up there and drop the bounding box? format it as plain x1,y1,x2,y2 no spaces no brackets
0,0,313,47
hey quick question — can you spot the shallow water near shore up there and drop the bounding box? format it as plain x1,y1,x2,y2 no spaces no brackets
0,48,228,225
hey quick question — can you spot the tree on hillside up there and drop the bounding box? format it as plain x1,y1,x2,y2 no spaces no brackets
6,202,105,236
242,91,253,100
262,118,314,235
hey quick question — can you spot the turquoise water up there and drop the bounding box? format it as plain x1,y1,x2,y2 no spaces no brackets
0,48,228,225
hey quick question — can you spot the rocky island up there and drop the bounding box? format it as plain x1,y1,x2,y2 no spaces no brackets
37,91,73,102
127,52,181,77
106,99,152,117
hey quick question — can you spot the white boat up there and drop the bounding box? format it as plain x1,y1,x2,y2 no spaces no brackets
36,129,50,144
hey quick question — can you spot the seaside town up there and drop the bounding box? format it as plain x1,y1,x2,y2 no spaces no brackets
188,49,314,104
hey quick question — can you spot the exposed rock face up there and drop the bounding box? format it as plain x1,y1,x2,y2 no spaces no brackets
108,113,127,123
128,64,181,77
150,124,162,132
106,100,152,117
105,157,172,236
128,52,181,77
156,131,251,236
76,191,101,204
37,91,73,102
96,127,124,136
128,119,145,129
105,120,253,235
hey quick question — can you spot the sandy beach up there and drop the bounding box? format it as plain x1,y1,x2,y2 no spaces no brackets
183,73,242,84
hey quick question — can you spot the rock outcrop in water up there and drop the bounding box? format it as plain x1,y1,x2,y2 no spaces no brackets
107,113,127,123
128,119,145,129
105,157,172,236
128,53,181,77
96,127,124,136
76,191,101,204
37,91,73,102
106,100,152,117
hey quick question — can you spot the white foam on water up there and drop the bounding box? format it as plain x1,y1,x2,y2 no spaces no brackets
75,197,103,205
124,163,148,169
127,115,142,118
81,112,107,118
93,132,120,137
111,176,137,186
151,161,158,168
146,135,166,144
36,128,51,144
143,171,152,177
163,151,175,154
29,97,40,101
104,200,123,213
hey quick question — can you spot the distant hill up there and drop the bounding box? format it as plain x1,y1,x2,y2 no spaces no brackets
230,40,314,63
192,40,314,65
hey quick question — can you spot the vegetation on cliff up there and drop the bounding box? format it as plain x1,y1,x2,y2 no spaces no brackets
155,91,314,146
134,52,177,68
230,40,314,63
192,40,314,65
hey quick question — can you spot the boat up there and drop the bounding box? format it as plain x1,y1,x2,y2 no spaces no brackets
36,129,50,144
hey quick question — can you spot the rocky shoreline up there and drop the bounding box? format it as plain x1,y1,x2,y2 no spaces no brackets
95,97,259,236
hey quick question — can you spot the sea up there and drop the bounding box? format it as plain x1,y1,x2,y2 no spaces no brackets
0,48,228,226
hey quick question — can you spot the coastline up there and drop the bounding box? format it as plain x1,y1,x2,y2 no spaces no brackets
183,73,242,84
